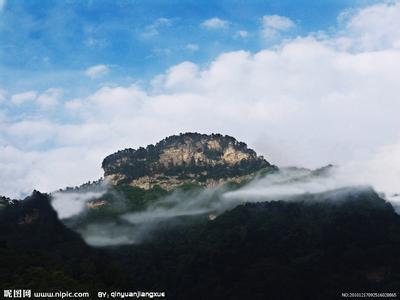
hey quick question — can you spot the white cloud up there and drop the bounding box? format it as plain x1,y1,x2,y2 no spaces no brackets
142,17,172,37
5,120,57,149
186,43,199,51
52,189,107,219
0,145,105,198
151,61,200,92
37,88,62,108
201,17,229,29
261,15,295,38
64,98,84,111
337,1,400,51
340,142,400,199
2,2,400,200
11,91,37,105
235,30,249,38
10,89,61,108
263,15,295,30
85,64,110,78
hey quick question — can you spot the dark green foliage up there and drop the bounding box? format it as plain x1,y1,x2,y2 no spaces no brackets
114,184,169,211
176,182,203,191
0,192,126,295
111,188,400,299
66,185,171,228
56,179,104,193
2,188,400,299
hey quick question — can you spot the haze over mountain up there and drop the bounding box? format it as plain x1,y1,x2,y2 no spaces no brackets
2,172,400,298
51,133,277,245
1,133,400,298
39,133,397,247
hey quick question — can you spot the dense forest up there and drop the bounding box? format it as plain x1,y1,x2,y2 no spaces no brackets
1,188,400,299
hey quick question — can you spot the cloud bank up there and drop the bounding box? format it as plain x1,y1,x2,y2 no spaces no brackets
11,91,37,105
9,88,62,108
1,2,400,199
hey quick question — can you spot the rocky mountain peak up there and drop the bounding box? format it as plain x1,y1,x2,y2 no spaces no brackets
102,132,276,190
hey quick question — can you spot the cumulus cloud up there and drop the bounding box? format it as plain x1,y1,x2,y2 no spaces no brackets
64,98,84,111
336,1,400,51
5,120,57,149
201,17,229,29
0,145,106,198
1,2,400,199
36,88,62,108
261,15,295,38
11,91,37,105
85,64,110,78
142,17,172,37
10,89,61,108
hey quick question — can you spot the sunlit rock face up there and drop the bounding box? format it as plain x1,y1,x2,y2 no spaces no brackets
102,132,276,190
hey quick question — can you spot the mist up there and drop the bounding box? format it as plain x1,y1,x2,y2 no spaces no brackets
51,182,109,219
51,162,400,247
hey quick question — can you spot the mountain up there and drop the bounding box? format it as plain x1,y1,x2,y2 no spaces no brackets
102,132,276,190
2,188,400,299
114,187,400,299
2,133,400,299
0,191,124,291
0,196,18,208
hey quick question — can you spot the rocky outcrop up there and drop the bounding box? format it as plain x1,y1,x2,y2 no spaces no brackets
102,133,276,190
87,199,109,209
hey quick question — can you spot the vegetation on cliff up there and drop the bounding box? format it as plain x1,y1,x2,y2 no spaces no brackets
102,133,275,188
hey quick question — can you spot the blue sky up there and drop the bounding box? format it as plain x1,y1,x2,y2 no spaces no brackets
1,0,400,198
0,0,381,96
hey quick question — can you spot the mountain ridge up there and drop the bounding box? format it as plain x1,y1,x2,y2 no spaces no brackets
2,132,400,298
102,132,276,190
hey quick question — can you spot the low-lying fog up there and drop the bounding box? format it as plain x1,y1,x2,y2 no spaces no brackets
51,165,400,247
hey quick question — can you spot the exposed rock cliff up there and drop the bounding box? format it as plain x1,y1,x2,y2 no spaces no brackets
102,133,276,190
